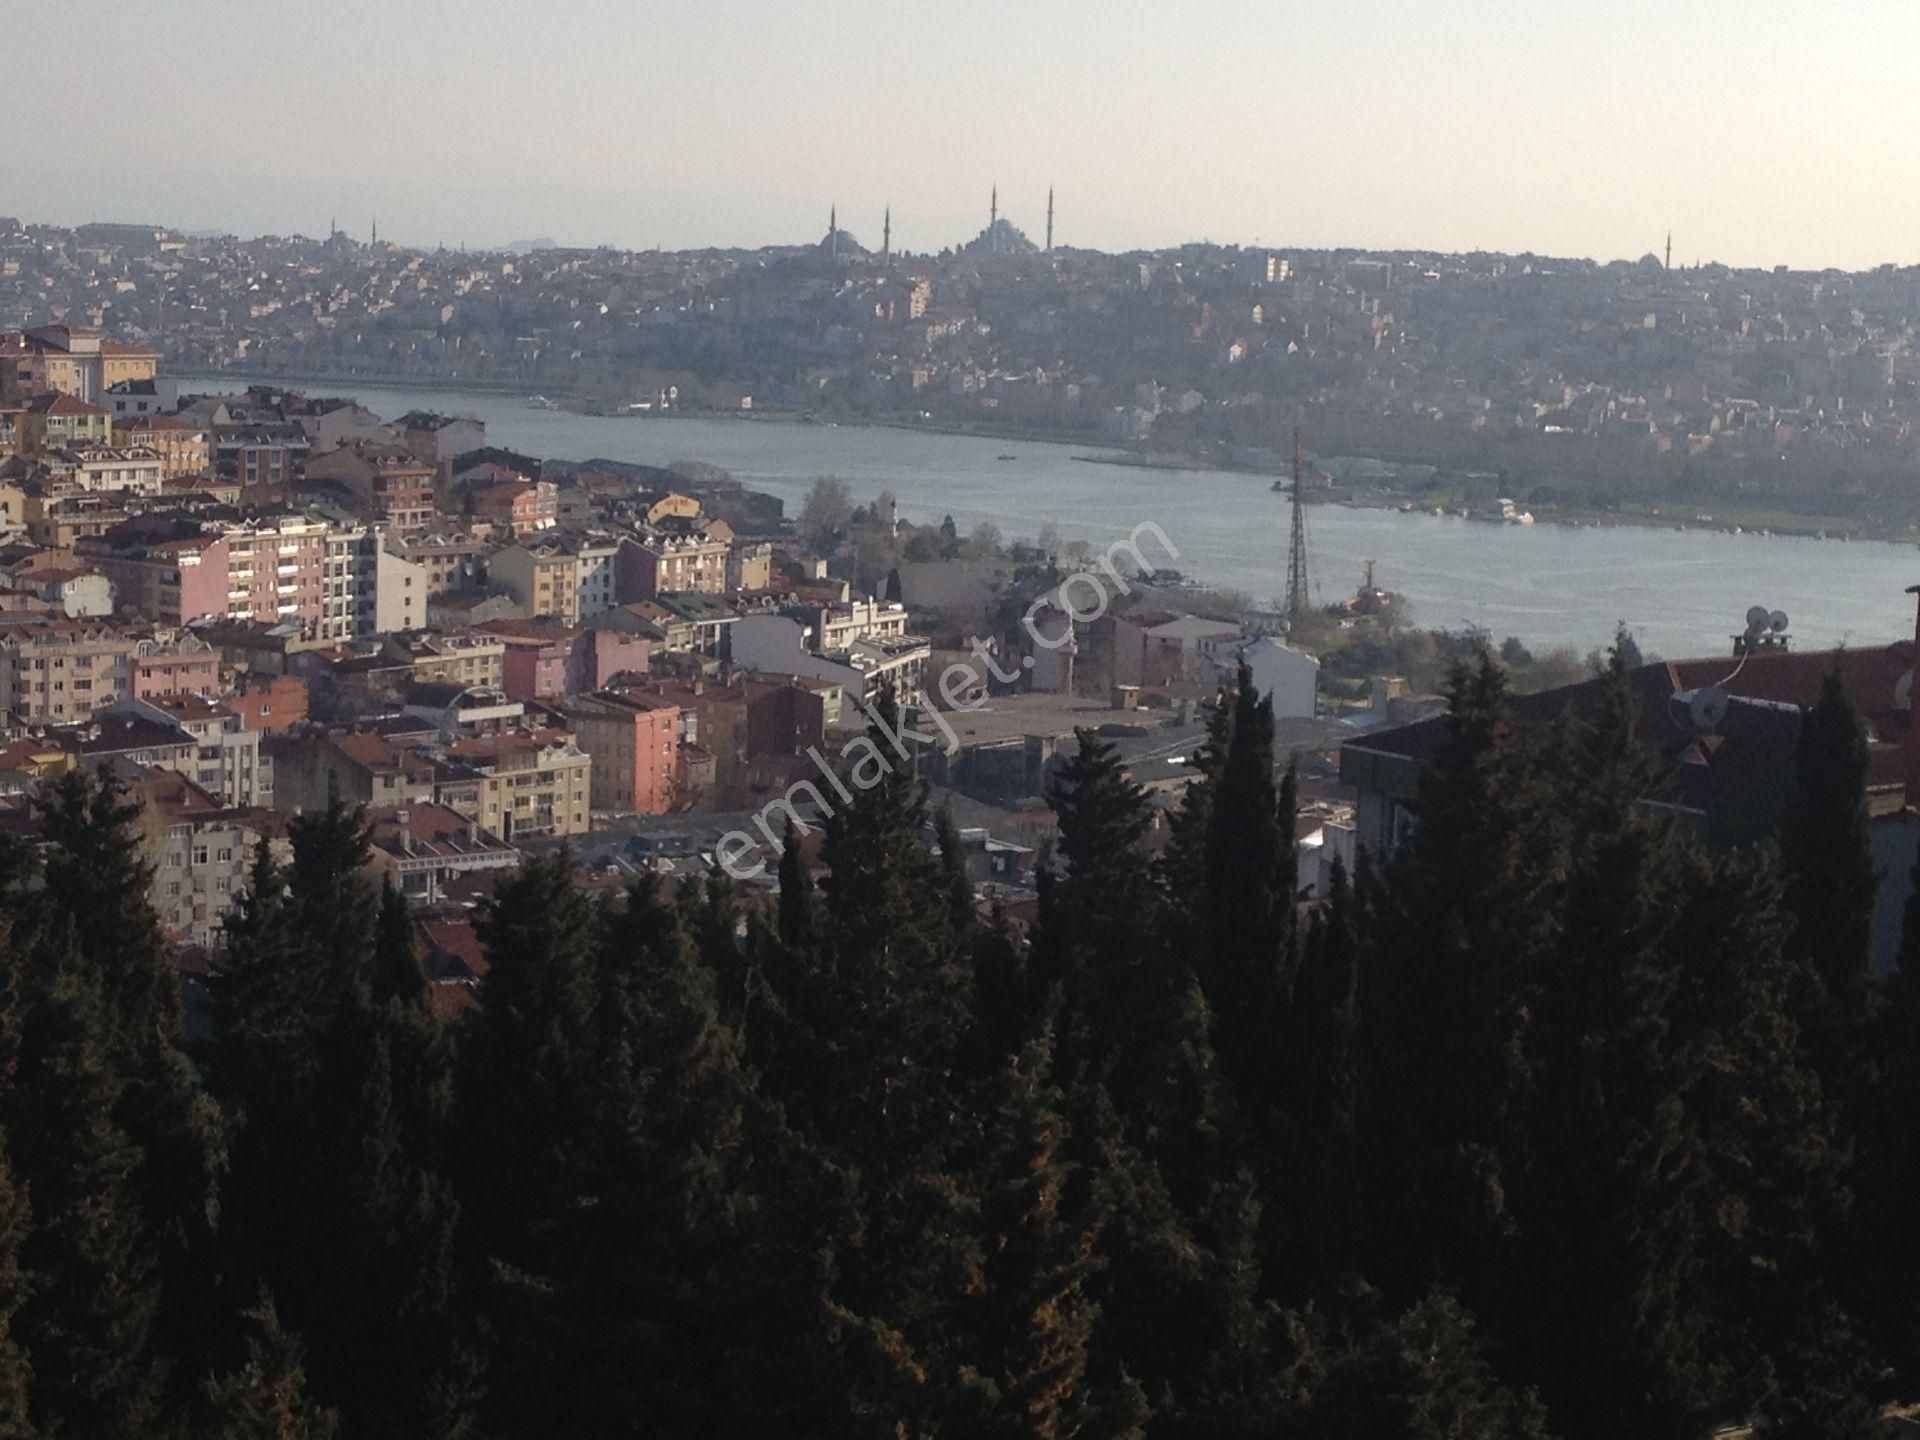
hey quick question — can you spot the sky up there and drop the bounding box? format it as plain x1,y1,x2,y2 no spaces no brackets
4,0,1917,269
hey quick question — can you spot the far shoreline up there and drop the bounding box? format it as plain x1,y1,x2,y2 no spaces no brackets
176,366,1916,549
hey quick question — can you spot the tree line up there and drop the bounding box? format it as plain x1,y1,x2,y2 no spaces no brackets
0,650,1911,1436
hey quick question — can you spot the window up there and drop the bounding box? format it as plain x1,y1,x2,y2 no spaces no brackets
167,882,181,897
217,848,232,862
192,848,208,866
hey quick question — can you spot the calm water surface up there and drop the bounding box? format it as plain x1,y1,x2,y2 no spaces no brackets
250,378,1920,660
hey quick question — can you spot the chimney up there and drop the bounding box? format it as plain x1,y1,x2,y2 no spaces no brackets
395,808,411,855
1907,586,1920,810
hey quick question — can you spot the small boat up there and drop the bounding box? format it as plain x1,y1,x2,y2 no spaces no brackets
526,394,559,410
996,454,1017,461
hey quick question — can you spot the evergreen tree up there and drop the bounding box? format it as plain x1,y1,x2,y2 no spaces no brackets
1779,668,1878,1004
1360,650,1560,1301
1674,849,1873,1437
951,1030,1118,1439
0,1129,35,1440
457,852,606,1260
8,964,165,1439
1298,1288,1554,1440
1195,667,1297,1101
934,805,978,948
1860,838,1920,1386
35,767,222,1376
371,876,423,1009
201,1291,340,1440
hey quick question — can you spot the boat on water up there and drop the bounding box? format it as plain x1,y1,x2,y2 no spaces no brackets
996,454,1017,461
1470,497,1536,525
526,394,559,410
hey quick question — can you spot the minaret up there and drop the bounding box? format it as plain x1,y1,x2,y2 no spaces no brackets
882,206,891,267
1665,230,1672,271
1046,187,1054,252
991,184,998,229
829,203,838,262
371,216,378,246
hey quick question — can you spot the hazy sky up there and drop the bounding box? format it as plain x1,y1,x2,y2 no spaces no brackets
5,0,1916,268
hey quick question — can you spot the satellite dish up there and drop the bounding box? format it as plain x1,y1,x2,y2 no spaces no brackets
1898,670,1914,712
1746,605,1770,630
1769,609,1789,633
1689,685,1730,731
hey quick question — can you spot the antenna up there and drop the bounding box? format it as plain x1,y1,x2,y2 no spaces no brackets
1284,427,1312,619
1688,685,1730,730
1733,603,1791,656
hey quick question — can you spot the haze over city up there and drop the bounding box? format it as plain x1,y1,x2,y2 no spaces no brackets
5,0,1918,268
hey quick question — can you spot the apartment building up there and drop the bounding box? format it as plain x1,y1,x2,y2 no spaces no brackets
0,325,159,404
118,415,209,479
563,690,681,816
134,769,283,951
0,616,135,722
305,445,436,534
620,530,729,597
47,444,166,496
437,728,591,840
491,538,581,625
107,695,268,808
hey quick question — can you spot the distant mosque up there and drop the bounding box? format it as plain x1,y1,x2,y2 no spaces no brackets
815,205,871,264
958,185,1043,258
806,188,1057,264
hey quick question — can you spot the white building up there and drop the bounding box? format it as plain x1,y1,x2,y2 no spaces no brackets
731,613,929,706
1201,634,1319,719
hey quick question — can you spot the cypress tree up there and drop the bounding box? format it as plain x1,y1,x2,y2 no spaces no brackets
1860,837,1920,1385
34,767,222,1375
1359,650,1560,1300
1196,666,1297,1101
934,804,978,947
8,962,165,1439
1674,848,1873,1437
952,1029,1117,1439
371,876,423,1008
776,816,819,953
457,851,605,1260
0,1128,35,1440
1779,667,1878,1004
492,871,788,1436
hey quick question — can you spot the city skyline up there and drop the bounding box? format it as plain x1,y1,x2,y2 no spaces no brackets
2,0,1917,270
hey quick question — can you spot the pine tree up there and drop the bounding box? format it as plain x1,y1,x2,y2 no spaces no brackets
201,1291,340,1440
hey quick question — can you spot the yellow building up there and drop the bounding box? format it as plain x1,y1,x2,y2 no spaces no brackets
490,540,581,625
0,325,160,404
439,727,592,840
118,414,209,478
